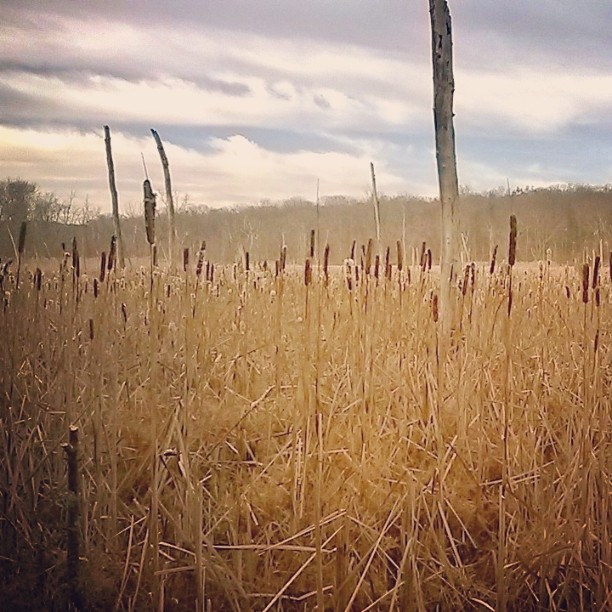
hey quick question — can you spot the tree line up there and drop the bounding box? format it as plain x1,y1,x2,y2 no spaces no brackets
1,177,611,265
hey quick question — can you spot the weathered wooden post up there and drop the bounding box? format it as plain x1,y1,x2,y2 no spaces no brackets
151,129,177,268
429,0,460,330
63,425,83,610
103,126,126,269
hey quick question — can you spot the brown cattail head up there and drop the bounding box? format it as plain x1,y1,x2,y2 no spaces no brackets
592,255,600,289
396,240,403,272
304,258,312,286
143,179,156,246
121,302,128,323
609,251,612,282
350,240,356,261
280,244,287,272
426,248,432,271
152,244,157,267
374,254,380,280
420,241,427,270
183,247,189,272
490,244,498,275
309,229,315,258
508,215,517,267
18,221,27,255
72,237,80,278
108,236,116,271
582,263,589,304
365,239,373,275
470,262,476,289
323,244,330,285
35,267,42,291
89,318,94,341
432,293,439,322
196,241,206,277
93,278,99,298
462,265,469,297
245,251,250,272
99,252,106,282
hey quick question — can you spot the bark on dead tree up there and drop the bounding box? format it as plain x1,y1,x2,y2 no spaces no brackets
429,0,459,329
151,129,176,268
103,126,125,269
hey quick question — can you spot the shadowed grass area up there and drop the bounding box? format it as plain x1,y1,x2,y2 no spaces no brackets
0,250,610,610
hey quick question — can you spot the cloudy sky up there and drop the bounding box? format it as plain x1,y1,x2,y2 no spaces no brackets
1,1,611,214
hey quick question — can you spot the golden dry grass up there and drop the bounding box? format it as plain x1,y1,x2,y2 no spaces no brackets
0,252,610,610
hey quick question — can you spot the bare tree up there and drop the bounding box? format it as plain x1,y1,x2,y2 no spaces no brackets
151,129,177,268
104,125,126,269
429,0,460,330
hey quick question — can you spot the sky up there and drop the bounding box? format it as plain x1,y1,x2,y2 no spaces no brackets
1,0,612,214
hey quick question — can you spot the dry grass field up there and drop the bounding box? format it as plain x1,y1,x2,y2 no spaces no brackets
0,243,610,610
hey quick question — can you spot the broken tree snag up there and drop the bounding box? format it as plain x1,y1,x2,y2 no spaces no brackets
103,126,126,269
151,129,177,268
429,0,460,329
370,162,382,243
63,426,83,610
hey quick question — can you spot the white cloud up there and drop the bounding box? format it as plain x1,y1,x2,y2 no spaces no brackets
0,125,429,212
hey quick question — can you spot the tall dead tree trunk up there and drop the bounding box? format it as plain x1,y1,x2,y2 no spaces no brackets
103,126,125,269
429,0,459,329
151,129,176,268
370,162,381,244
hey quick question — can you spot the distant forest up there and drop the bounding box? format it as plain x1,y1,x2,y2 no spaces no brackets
1,178,611,267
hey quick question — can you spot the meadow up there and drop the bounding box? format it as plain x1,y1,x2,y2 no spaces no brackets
0,236,610,610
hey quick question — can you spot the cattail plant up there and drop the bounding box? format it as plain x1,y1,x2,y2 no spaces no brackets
304,258,312,286
490,244,498,275
196,241,206,278
432,292,439,322
582,263,589,304
592,255,600,289
396,240,403,272
323,244,330,287
365,239,373,276
71,237,80,281
99,252,106,282
507,216,517,316
16,221,26,289
108,236,116,272
508,215,517,267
